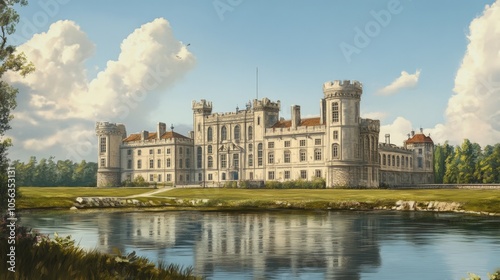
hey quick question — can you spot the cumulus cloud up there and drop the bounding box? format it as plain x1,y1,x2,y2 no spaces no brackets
429,1,500,146
5,18,195,161
379,117,413,145
362,111,388,121
377,69,421,96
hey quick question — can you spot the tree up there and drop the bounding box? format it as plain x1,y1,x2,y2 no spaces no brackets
434,142,454,183
0,0,34,212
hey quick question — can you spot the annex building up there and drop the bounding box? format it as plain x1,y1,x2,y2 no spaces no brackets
96,80,434,188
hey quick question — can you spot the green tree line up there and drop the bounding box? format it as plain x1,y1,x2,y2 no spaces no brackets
10,157,97,187
434,139,500,184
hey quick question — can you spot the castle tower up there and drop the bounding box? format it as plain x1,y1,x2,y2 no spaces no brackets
404,129,434,184
322,80,370,187
252,97,280,139
96,122,127,187
192,100,213,183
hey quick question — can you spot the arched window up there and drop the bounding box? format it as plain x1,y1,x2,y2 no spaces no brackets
248,126,253,140
396,156,400,167
257,117,261,125
207,145,212,154
383,154,386,165
197,147,202,169
221,126,227,141
207,127,213,142
207,156,213,168
332,144,339,159
234,125,240,141
248,143,253,152
392,155,395,166
248,154,253,166
332,102,339,122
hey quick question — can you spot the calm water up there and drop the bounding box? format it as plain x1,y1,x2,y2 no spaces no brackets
20,210,500,280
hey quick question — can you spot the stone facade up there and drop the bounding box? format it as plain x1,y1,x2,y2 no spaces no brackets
96,79,434,188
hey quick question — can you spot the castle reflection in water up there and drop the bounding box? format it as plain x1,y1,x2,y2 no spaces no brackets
94,211,382,279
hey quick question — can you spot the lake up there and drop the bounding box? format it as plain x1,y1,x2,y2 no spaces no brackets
20,210,500,279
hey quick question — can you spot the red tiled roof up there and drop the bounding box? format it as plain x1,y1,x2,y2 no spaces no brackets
405,133,434,144
123,131,189,142
271,117,321,128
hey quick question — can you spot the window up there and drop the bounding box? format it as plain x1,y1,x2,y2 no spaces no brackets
197,123,201,132
149,159,154,169
179,147,183,155
268,152,274,164
166,148,170,155
186,148,190,155
248,126,253,140
332,102,339,122
166,158,171,167
249,172,254,180
396,156,400,167
248,144,253,152
221,126,227,141
284,141,290,147
138,150,142,156
300,150,306,162
127,149,131,155
208,174,213,181
150,174,154,182
127,159,132,169
332,144,339,159
149,149,153,155
100,158,105,167
410,157,413,168
186,174,190,182
100,137,106,153
333,130,339,140
257,143,263,166
418,148,422,155
221,173,226,180
197,147,202,168
208,156,213,168
392,155,395,166
186,158,191,168
179,175,183,182
315,139,321,145
233,154,239,168
220,154,227,168
300,170,307,179
406,157,409,168
315,169,322,178
300,140,306,147
157,149,161,154
179,159,183,168
157,159,161,168
137,160,142,169
208,145,212,154
158,174,162,182
268,142,274,149
284,151,291,163
167,174,171,181
268,171,275,180
257,116,261,125
383,154,386,165
284,170,290,179
314,149,322,161
417,158,423,168
207,127,213,142
248,154,253,167
234,125,240,141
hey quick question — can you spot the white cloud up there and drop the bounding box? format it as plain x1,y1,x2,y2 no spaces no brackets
379,117,413,145
429,1,500,146
362,111,388,121
378,69,421,96
5,18,195,161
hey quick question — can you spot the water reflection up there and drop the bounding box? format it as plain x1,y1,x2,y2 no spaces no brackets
21,210,500,280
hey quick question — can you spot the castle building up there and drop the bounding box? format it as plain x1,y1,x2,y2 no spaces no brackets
96,80,434,188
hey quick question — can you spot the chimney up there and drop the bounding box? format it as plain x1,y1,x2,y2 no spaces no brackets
291,105,301,129
411,130,415,137
157,122,166,139
385,134,390,144
420,127,423,134
141,130,149,141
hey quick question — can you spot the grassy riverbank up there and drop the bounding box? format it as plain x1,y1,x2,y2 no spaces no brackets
18,187,500,213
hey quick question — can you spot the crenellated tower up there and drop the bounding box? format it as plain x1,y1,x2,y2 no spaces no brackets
96,122,127,187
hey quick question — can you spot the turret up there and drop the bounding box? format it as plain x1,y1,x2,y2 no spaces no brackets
96,122,126,187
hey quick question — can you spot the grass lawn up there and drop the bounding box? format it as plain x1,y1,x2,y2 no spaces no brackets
18,187,153,209
163,188,500,213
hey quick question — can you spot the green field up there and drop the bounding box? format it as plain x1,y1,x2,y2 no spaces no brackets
18,187,500,213
18,187,152,209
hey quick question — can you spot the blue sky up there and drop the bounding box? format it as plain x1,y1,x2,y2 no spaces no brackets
5,0,500,161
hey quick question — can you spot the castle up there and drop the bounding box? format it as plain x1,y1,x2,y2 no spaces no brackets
96,80,434,188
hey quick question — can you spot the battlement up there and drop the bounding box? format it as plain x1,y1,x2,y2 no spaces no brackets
95,122,126,137
323,80,363,98
192,99,213,109
253,97,281,111
360,118,380,133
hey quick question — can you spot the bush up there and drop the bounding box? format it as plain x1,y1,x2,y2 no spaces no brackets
262,178,326,189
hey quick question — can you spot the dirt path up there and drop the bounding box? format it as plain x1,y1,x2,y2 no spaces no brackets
126,187,175,198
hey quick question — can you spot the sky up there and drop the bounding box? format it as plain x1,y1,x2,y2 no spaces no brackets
4,0,500,162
